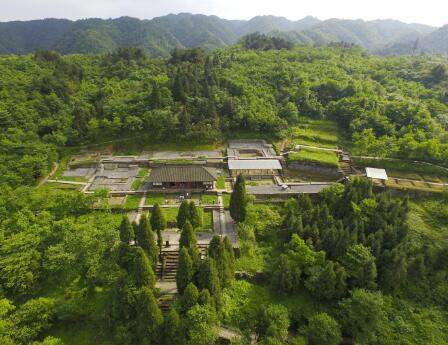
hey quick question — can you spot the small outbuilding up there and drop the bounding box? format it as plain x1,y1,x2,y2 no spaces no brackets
228,159,282,178
148,165,218,190
365,167,388,181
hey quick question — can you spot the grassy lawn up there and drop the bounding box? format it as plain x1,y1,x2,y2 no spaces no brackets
353,157,448,178
386,179,445,193
289,148,340,168
124,195,142,209
200,208,213,231
222,193,231,208
216,176,226,189
289,118,341,149
145,193,165,205
137,168,149,178
42,183,80,191
283,168,339,182
407,198,448,249
201,193,219,205
131,178,142,190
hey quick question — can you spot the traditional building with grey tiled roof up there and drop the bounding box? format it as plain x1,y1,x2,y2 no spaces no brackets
148,165,218,190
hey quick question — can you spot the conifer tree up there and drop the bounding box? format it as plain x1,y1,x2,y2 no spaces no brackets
177,200,190,229
136,287,163,345
197,258,221,297
150,84,162,109
189,201,202,228
134,247,156,289
177,247,194,294
198,289,213,307
179,220,197,249
180,282,199,314
136,214,159,268
230,174,247,222
161,308,183,345
151,203,167,231
119,216,133,244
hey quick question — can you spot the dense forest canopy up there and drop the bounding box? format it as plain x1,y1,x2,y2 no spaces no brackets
1,43,448,187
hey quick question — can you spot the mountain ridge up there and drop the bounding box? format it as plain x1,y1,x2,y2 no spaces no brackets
0,13,445,56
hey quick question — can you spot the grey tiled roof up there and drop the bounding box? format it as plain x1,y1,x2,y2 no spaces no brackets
148,166,218,183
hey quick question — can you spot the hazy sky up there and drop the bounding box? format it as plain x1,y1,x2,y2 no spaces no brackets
1,0,447,26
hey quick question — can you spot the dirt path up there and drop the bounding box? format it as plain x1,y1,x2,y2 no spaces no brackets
38,161,59,187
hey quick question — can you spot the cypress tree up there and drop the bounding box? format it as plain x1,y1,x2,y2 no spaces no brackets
131,221,138,243
180,282,199,313
222,236,236,286
134,247,156,289
119,216,133,244
189,201,202,228
177,200,190,229
136,214,159,268
161,308,183,345
177,247,194,294
136,287,163,345
151,203,167,231
197,258,221,297
179,220,197,249
198,289,213,307
230,174,247,222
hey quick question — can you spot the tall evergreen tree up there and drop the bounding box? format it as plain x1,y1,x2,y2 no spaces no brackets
180,282,199,314
136,287,163,345
136,214,159,268
230,174,247,222
134,247,156,289
119,216,133,244
197,258,221,298
177,200,190,229
151,203,166,231
189,201,201,228
179,220,197,249
160,308,183,345
177,247,194,294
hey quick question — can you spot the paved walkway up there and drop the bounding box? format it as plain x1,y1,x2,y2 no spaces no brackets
135,193,147,224
47,180,87,186
213,193,238,246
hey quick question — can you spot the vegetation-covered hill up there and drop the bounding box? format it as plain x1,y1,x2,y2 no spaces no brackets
1,42,448,187
0,14,446,56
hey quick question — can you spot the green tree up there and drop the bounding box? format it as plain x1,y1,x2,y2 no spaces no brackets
134,247,156,289
136,215,159,268
306,313,341,345
119,216,133,244
339,289,385,344
189,201,201,228
177,200,190,229
180,282,199,314
342,244,377,290
197,258,221,298
179,220,197,249
230,174,247,222
253,304,290,343
161,308,183,345
185,304,218,345
136,287,163,345
151,203,166,231
177,247,194,294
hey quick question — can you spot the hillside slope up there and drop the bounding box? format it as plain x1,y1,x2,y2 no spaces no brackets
0,14,444,56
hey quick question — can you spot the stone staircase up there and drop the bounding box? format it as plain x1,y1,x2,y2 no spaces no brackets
157,250,179,282
340,161,356,176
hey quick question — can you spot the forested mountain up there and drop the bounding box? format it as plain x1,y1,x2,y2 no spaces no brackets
0,13,446,56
